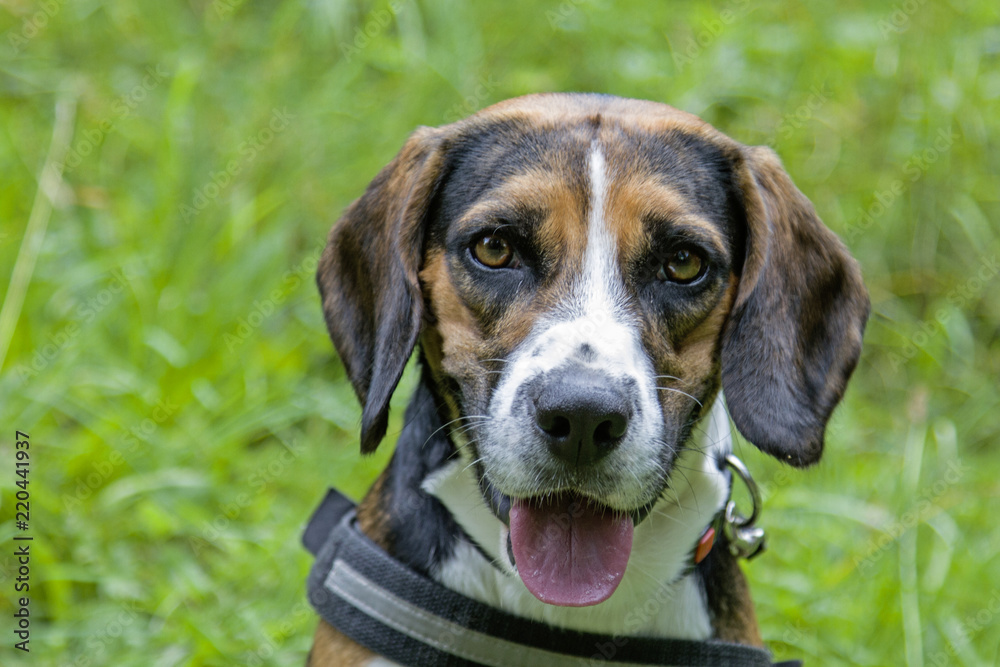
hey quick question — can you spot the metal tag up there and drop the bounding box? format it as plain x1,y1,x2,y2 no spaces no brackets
722,454,767,561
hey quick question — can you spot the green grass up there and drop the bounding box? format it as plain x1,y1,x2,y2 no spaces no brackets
1,1,998,665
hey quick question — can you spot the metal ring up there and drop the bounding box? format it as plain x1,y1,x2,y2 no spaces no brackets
724,453,761,528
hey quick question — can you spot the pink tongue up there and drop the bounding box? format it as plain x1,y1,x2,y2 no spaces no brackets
509,494,634,607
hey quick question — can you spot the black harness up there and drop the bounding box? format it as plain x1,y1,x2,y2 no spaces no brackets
303,488,801,667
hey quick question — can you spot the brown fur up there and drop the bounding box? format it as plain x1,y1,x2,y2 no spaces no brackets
308,622,376,667
700,535,765,646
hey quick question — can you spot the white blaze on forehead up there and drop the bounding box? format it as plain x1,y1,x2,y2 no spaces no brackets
587,146,611,272
528,143,637,370
578,144,625,318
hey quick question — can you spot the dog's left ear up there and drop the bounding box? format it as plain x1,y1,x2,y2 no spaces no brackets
722,145,870,467
317,126,448,454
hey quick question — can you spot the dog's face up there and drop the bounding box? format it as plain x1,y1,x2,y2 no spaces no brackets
318,94,869,606
423,116,743,512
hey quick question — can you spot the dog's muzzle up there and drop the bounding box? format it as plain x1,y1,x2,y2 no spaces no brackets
481,365,648,608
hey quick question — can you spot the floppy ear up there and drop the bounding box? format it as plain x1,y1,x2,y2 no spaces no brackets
721,146,870,467
317,126,447,454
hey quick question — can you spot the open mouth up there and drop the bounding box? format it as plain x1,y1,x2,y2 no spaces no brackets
483,480,656,607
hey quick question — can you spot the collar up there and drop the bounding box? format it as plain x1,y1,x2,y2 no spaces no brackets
303,483,797,667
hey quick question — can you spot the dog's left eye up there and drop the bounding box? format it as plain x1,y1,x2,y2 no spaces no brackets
656,248,705,284
472,234,518,269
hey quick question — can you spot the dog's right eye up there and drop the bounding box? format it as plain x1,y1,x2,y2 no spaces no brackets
472,234,517,269
656,247,706,284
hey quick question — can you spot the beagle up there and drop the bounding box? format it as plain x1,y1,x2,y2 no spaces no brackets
308,93,869,665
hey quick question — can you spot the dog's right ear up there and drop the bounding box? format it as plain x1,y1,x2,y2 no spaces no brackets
317,127,448,454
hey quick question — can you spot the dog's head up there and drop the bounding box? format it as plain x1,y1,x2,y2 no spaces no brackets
317,93,869,606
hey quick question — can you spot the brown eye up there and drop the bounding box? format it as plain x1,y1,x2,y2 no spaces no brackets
473,235,514,269
657,248,704,283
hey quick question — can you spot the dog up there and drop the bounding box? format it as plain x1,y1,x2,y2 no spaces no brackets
306,93,870,666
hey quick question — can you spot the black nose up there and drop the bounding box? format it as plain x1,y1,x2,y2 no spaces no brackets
533,367,631,467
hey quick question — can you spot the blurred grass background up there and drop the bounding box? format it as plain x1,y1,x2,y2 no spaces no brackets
1,0,998,665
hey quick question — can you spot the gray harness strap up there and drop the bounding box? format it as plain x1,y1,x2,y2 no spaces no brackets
304,488,801,667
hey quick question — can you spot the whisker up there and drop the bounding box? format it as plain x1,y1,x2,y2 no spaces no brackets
652,374,695,387
461,455,487,474
453,422,489,438
649,506,687,526
655,386,703,407
421,415,492,450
